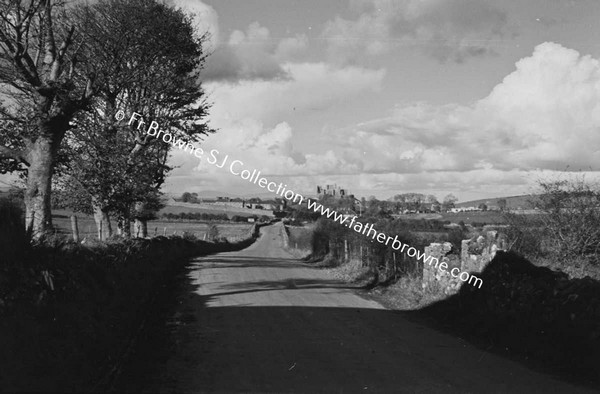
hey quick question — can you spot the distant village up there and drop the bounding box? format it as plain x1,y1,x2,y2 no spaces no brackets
177,184,505,216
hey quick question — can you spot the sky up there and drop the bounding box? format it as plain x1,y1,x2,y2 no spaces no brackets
3,0,600,202
158,0,600,202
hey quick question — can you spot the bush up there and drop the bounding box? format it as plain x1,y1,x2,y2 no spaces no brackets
287,225,314,250
231,215,250,222
0,199,29,266
503,176,600,274
446,227,468,253
207,224,219,241
182,231,197,241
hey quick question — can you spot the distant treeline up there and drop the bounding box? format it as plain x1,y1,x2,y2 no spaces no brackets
161,212,271,222
161,212,230,221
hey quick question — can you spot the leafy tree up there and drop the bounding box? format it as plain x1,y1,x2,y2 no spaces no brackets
442,193,458,211
207,223,219,241
181,192,192,203
425,194,439,204
57,0,212,238
497,198,507,211
478,203,488,211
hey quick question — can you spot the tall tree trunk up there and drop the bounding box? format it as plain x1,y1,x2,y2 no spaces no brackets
23,112,70,240
133,218,147,238
117,216,131,238
24,136,55,239
133,201,148,238
91,197,112,241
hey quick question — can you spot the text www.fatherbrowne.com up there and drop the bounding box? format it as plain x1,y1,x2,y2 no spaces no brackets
305,200,483,289
122,111,483,289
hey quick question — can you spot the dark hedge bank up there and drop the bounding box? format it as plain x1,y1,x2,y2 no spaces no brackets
0,200,266,392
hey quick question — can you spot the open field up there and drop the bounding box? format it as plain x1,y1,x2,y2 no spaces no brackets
164,201,273,218
455,194,535,210
439,211,505,224
393,211,505,224
146,221,253,240
51,209,252,240
160,204,251,218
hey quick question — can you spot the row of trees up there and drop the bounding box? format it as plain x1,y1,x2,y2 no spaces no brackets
389,193,458,211
0,0,213,239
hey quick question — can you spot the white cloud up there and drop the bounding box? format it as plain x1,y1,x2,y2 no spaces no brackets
168,62,387,187
202,22,311,82
335,42,600,176
322,0,509,63
206,62,386,121
275,34,309,60
171,42,600,199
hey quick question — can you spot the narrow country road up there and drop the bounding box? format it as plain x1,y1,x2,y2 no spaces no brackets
117,222,592,393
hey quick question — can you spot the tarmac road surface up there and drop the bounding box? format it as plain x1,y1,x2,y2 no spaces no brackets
117,222,593,393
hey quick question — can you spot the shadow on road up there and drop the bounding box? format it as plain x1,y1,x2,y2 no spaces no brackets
114,258,594,393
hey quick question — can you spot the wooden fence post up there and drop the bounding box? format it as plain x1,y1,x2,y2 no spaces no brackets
163,227,167,236
344,239,348,262
360,245,363,266
70,215,79,243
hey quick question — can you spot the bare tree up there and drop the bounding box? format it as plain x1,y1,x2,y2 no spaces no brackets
0,0,97,238
503,176,600,276
536,178,600,262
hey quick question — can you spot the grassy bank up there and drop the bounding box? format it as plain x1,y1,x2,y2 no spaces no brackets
0,200,265,392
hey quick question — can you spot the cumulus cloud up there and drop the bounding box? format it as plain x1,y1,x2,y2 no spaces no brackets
206,62,386,121
335,42,600,176
202,22,311,82
171,42,600,199
188,62,385,178
322,0,509,63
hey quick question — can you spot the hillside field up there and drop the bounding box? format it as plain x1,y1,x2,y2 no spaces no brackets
394,210,506,224
455,195,536,210
51,209,253,241
439,210,505,224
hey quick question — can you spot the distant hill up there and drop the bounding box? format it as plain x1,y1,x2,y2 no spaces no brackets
456,195,538,210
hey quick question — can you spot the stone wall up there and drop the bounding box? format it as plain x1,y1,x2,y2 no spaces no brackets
423,231,507,294
422,242,463,295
